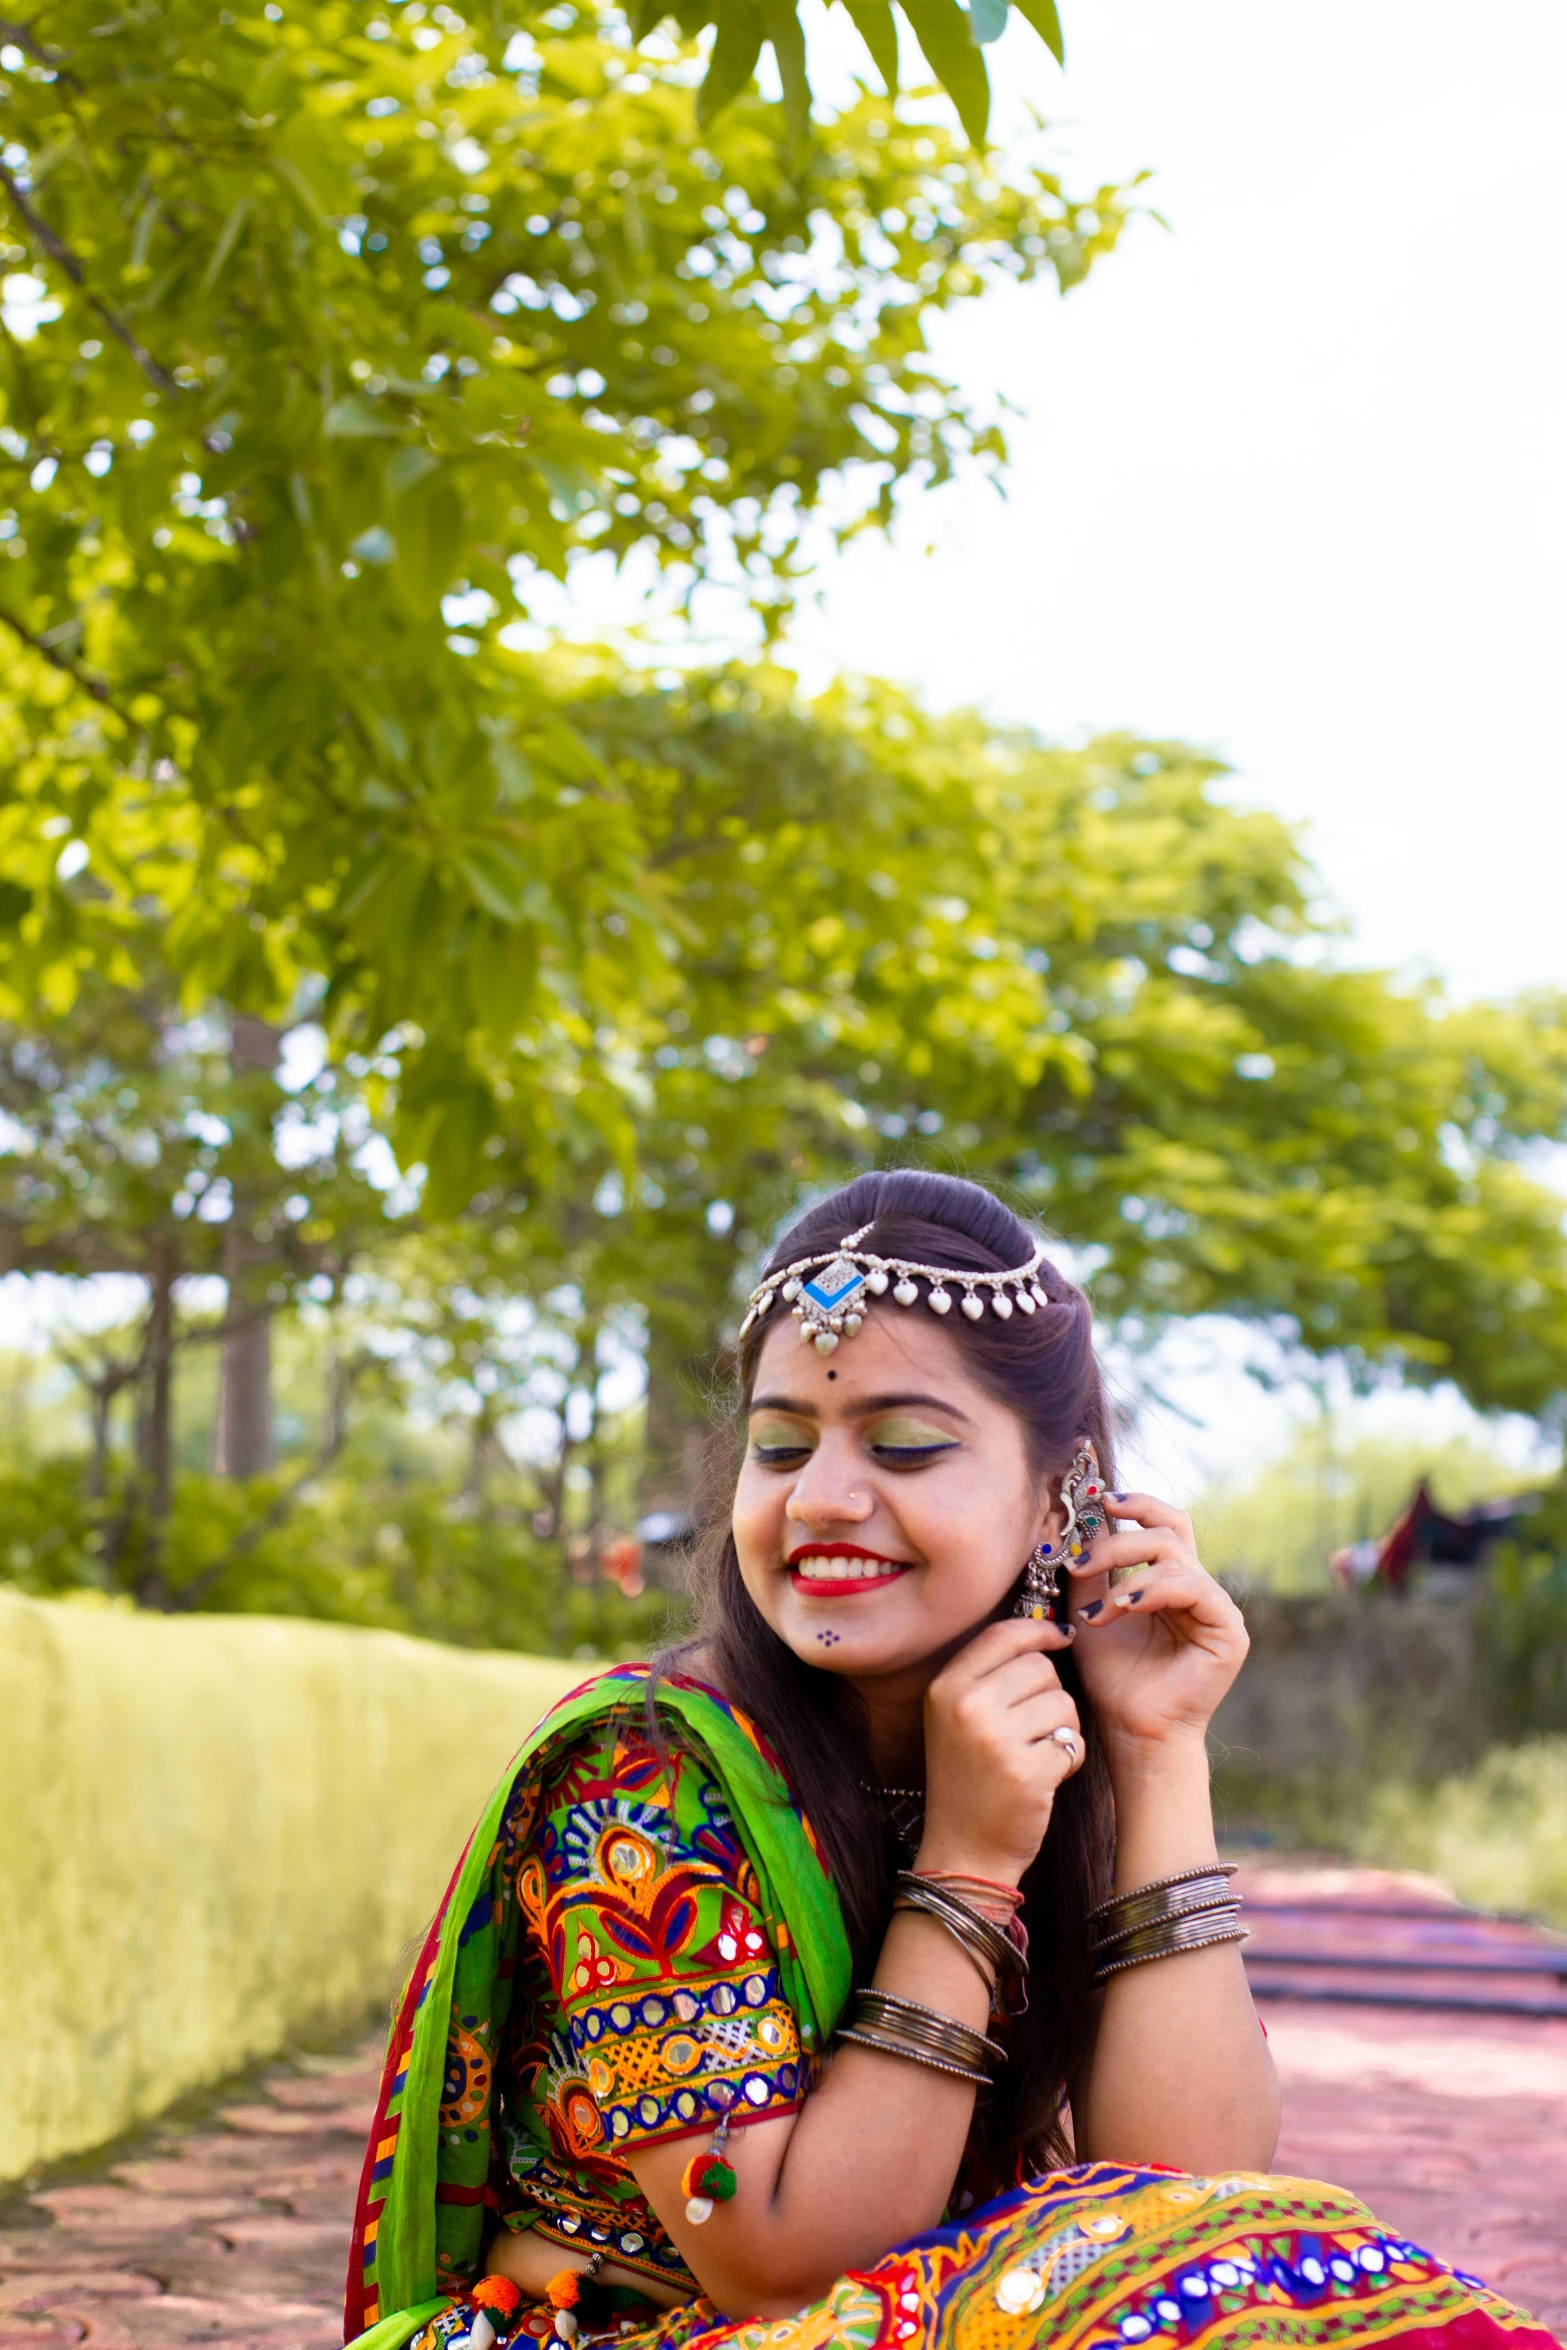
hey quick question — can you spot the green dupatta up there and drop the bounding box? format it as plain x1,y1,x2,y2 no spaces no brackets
344,1664,854,2348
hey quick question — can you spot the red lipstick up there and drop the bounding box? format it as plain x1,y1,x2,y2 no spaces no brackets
786,1540,914,1599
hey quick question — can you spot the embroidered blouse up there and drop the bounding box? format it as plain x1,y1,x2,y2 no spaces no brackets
493,1708,805,2290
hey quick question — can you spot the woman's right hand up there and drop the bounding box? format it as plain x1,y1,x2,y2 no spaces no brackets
916,1617,1084,1883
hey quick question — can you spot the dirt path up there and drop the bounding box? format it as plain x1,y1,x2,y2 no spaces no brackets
3,1871,1563,2346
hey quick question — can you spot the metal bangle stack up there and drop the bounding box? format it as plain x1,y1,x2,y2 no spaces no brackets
891,1872,1026,2013
837,1989,1007,2085
1089,1863,1247,1987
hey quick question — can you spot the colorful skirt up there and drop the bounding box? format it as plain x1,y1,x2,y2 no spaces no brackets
408,2163,1556,2350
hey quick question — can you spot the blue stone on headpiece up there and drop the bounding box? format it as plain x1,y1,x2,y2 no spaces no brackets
801,1259,868,1316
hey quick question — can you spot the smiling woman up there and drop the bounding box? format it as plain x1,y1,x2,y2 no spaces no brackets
345,1174,1556,2350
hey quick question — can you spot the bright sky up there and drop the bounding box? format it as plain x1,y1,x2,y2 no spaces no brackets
788,0,1567,1004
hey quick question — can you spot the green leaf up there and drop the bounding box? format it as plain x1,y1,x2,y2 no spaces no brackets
1009,0,1065,63
837,0,899,93
347,693,410,768
456,843,539,924
385,445,441,499
0,879,32,930
395,480,465,605
199,199,250,293
271,153,329,226
698,0,766,122
760,0,812,145
324,396,397,440
899,0,990,142
489,737,536,805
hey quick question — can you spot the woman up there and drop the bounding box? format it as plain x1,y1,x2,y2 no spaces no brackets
345,1172,1552,2350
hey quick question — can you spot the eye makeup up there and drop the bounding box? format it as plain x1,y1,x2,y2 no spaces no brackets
863,1415,962,1465
748,1417,815,1464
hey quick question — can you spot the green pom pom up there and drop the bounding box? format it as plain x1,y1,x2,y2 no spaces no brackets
698,2157,738,2202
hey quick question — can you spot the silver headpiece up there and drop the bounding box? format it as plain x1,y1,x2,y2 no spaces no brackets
741,1222,1052,1356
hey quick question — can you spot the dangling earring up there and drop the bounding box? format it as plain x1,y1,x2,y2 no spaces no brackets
1015,1540,1058,1622
1015,1444,1106,1620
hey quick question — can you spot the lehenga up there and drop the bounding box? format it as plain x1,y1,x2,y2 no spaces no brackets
344,1666,1557,2350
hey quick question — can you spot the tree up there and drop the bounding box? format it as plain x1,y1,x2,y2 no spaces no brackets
0,968,392,1591
457,669,1567,1423
7,669,1567,1635
0,1,1129,1194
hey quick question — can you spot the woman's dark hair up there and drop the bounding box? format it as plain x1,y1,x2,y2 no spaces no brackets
660,1169,1116,2173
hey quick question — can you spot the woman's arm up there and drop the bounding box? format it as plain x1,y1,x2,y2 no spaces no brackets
625,1619,1084,2319
1073,1729,1277,2169
1068,1494,1279,2172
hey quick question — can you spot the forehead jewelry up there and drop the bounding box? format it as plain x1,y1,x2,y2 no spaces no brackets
741,1222,1051,1356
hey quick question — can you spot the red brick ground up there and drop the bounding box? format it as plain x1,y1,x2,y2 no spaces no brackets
2,1870,1562,2348
1245,1862,1567,2336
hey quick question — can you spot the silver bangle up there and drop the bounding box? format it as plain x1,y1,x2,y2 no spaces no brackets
1095,1890,1240,1953
1089,1864,1238,1944
836,2026,991,2084
839,1988,1006,2082
855,1988,1008,2064
893,1874,1024,1984
1093,1917,1250,1986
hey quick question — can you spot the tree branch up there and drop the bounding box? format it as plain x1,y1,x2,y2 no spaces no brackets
0,601,125,713
168,1351,367,1609
0,160,181,396
0,17,83,88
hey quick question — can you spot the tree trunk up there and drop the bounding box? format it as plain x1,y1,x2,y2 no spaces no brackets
215,1015,280,1477
131,1231,177,1605
215,1237,275,1476
137,1235,176,1517
85,1379,116,1501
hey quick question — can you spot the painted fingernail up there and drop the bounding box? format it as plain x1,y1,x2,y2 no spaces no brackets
1112,1588,1145,1609
1081,1599,1103,1619
1110,1491,1127,1500
1060,1622,1077,1638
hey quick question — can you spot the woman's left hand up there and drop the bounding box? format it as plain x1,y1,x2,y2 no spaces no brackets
1066,1492,1248,1753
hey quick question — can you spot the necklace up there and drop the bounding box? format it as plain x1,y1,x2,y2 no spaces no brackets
860,1779,925,1848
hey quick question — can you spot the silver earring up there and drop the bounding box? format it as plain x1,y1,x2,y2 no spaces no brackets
1015,1445,1105,1620
1015,1540,1058,1622
1060,1445,1106,1561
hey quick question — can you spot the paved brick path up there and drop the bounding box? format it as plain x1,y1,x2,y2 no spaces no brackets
3,1869,1563,2348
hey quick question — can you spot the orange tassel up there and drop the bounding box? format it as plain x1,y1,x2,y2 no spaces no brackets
546,2273,580,2312
473,2278,523,2315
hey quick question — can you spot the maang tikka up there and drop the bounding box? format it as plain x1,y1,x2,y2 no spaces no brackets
1015,1445,1108,1621
741,1222,1051,1356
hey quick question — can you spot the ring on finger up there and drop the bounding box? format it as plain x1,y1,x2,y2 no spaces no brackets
1046,1724,1082,1769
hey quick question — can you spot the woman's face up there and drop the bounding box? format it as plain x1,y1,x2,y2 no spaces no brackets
733,1305,1055,1686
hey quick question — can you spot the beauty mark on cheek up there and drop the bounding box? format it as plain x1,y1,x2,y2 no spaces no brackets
815,1628,842,1647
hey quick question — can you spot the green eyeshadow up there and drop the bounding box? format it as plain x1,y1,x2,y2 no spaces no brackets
865,1416,961,1452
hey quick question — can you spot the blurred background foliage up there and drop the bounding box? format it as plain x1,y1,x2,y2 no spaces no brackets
2,0,1566,1719
1200,1427,1543,1599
